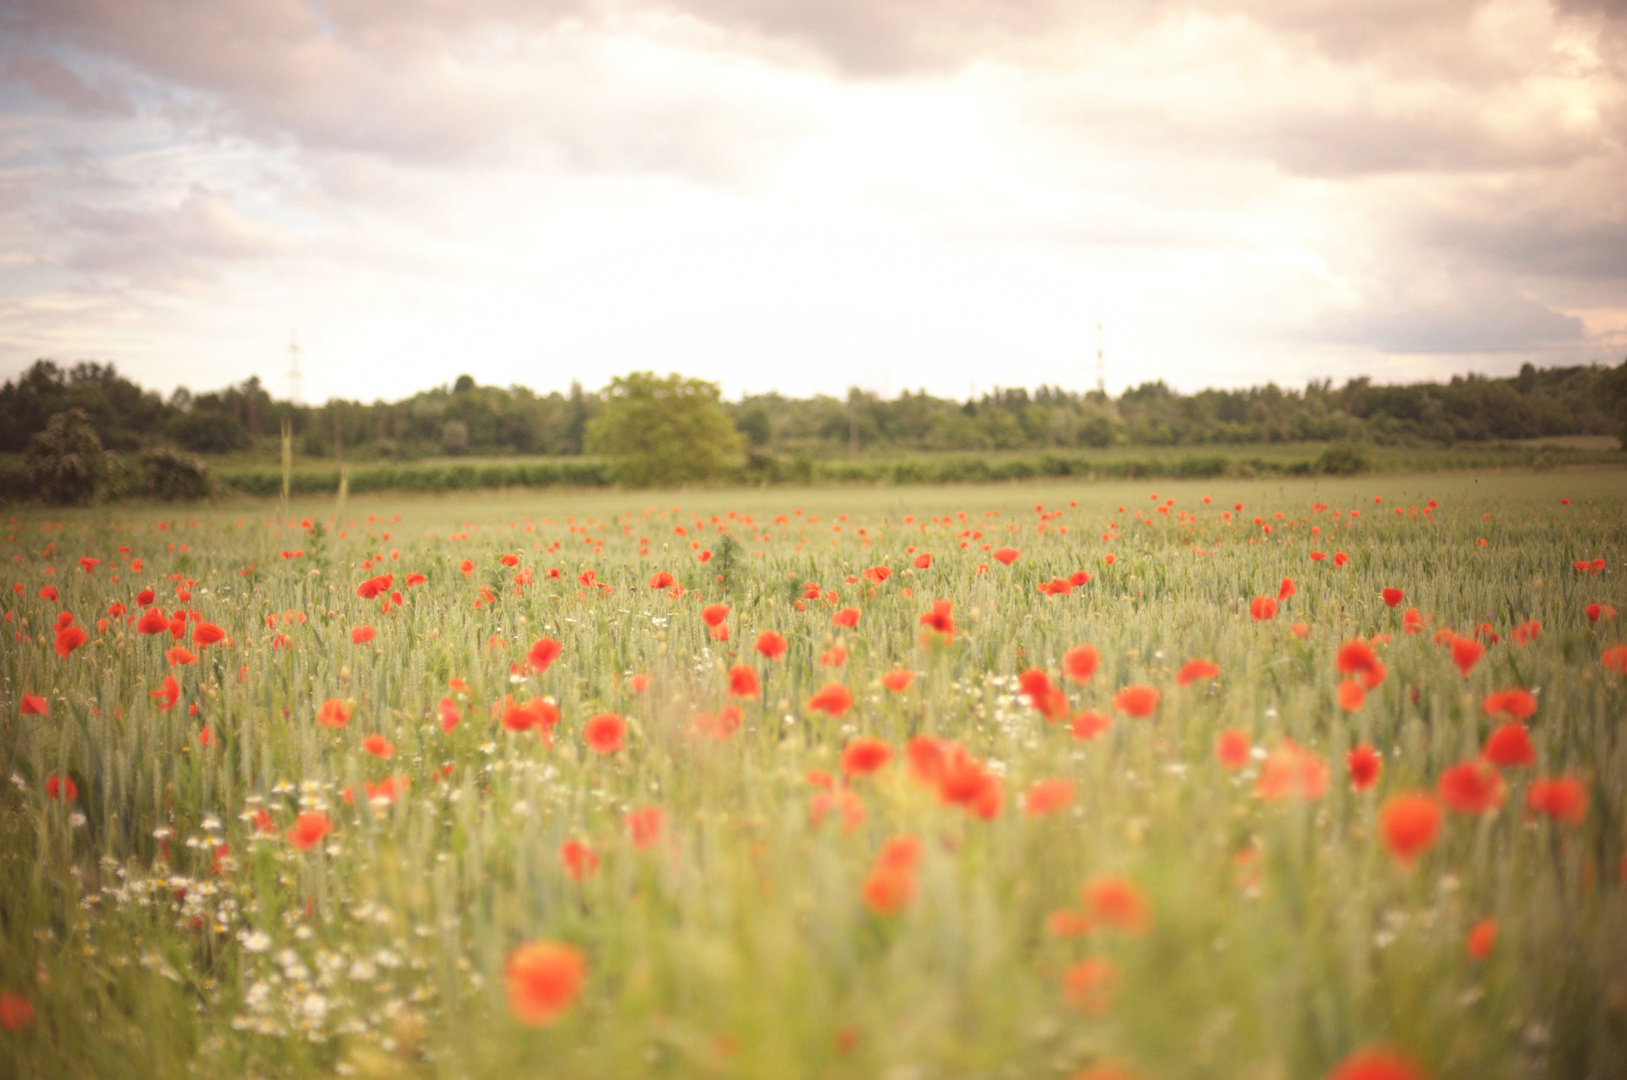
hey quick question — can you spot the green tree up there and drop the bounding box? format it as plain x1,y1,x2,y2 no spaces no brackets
586,372,744,487
25,408,106,505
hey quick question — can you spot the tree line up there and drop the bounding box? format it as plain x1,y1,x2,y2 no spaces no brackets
2,357,1623,463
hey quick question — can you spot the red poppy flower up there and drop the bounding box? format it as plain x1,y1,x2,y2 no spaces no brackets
1249,596,1278,621
841,737,892,776
701,604,730,628
0,992,35,1033
1332,551,1349,567
1215,730,1250,770
1071,709,1111,740
1255,741,1329,801
1336,640,1387,689
165,646,197,666
287,811,332,851
317,698,352,728
754,631,787,659
626,806,664,849
1176,658,1219,687
992,547,1019,565
806,683,854,717
350,625,376,645
862,865,916,915
38,585,58,603
1047,910,1094,937
917,599,955,642
1337,680,1366,711
875,834,921,872
1084,876,1150,934
54,625,88,657
44,774,77,801
1481,722,1534,767
560,838,599,882
1380,793,1441,866
583,713,626,754
20,694,48,716
1382,587,1404,607
502,697,560,733
135,607,168,634
1438,760,1504,814
1450,637,1485,676
1278,577,1296,600
1480,688,1536,722
1062,644,1100,683
1466,917,1497,960
527,637,563,673
362,734,393,758
1347,743,1381,790
913,553,932,569
150,675,181,711
193,622,225,646
1062,956,1119,1014
1325,1047,1430,1080
862,565,892,584
1022,778,1076,816
1605,645,1627,674
904,736,946,786
727,665,759,698
438,698,461,732
505,941,586,1026
881,669,913,692
1112,684,1159,718
830,606,860,629
1526,776,1587,824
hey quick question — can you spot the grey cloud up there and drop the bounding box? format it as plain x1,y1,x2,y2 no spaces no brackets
64,184,291,286
3,49,133,115
1326,285,1586,353
1429,208,1627,280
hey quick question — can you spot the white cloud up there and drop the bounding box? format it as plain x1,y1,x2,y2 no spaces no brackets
0,0,1622,402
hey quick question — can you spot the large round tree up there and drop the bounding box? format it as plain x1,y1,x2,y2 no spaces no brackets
586,372,744,487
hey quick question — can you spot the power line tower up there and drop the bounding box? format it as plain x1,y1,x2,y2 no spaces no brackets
1095,322,1105,396
287,328,303,406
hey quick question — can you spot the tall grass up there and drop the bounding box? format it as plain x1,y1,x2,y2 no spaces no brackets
1,472,1624,1079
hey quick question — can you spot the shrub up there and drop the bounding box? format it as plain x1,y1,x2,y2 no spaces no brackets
1316,444,1370,475
170,409,251,453
140,447,212,501
586,373,744,487
25,408,106,505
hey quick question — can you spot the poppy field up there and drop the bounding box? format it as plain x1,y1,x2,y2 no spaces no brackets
2,471,1625,1080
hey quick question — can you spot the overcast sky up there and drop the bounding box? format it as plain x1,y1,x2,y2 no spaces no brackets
1,0,1623,404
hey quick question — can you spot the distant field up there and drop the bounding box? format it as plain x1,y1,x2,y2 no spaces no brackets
3,470,1625,1079
189,438,1627,500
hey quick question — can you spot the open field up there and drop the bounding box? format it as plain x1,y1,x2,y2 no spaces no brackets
3,471,1626,1079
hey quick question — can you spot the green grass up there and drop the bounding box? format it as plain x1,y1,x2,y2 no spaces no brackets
2,471,1625,1079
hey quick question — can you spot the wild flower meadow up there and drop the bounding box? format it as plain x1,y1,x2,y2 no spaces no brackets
2,472,1624,1080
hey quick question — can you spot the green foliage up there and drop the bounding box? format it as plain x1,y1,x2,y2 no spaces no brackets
169,408,251,453
2,474,1626,1079
586,372,745,487
1315,443,1370,475
139,447,213,501
24,408,106,504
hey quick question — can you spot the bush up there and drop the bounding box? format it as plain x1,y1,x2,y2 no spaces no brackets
138,447,212,501
1177,454,1230,479
1316,444,1370,475
25,408,106,505
170,409,251,453
586,373,744,487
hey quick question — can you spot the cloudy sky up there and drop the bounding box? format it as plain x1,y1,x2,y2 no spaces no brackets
1,0,1623,403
